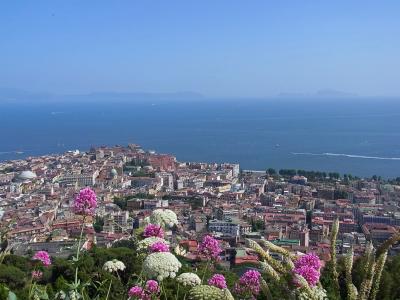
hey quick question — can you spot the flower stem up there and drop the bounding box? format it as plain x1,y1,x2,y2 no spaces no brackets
105,279,112,300
161,281,168,300
175,283,180,300
28,278,34,299
74,216,86,286
201,261,210,283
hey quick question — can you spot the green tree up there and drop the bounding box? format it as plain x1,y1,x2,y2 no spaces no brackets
93,216,104,233
0,265,26,290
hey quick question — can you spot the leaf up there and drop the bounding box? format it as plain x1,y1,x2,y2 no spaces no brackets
7,291,17,300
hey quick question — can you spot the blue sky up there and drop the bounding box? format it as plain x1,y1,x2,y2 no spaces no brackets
1,1,399,97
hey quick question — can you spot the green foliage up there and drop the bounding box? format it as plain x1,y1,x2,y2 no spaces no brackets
320,260,341,300
114,197,128,210
2,254,30,271
0,265,26,290
0,284,8,300
375,254,400,300
0,228,397,300
93,216,104,233
114,193,155,210
266,168,276,175
334,189,348,199
279,169,297,177
251,219,265,231
112,239,137,249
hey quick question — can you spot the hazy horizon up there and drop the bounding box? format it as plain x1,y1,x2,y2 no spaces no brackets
1,1,400,98
2,86,400,103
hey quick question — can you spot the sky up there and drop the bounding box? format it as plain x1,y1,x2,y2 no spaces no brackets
1,1,400,98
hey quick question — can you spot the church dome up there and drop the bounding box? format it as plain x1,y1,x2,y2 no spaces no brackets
110,168,118,177
18,170,37,180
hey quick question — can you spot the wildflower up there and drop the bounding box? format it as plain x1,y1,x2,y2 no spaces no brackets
176,272,202,287
31,270,43,280
149,209,178,228
208,274,227,289
72,187,97,216
32,251,51,267
198,235,222,260
143,252,182,281
128,286,145,298
138,237,169,252
294,265,320,286
188,285,234,300
143,224,164,238
145,280,160,294
103,259,126,273
295,253,321,270
149,241,169,253
234,270,261,298
174,245,187,256
68,290,80,300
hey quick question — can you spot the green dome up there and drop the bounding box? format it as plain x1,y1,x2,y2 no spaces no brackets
110,168,118,177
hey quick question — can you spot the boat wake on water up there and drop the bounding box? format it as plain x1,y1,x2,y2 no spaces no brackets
291,152,400,161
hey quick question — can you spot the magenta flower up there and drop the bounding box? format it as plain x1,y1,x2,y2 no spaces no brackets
198,235,222,260
32,251,51,267
149,241,170,253
128,286,145,298
143,224,164,238
208,274,227,289
294,265,320,286
31,270,43,280
145,280,160,294
72,187,97,216
295,253,321,270
234,270,261,298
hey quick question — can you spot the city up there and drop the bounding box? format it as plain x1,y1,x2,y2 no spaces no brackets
1,143,399,263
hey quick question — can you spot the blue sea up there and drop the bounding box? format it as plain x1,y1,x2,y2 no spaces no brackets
1,98,400,178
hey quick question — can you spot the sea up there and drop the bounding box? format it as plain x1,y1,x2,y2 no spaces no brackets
1,97,400,178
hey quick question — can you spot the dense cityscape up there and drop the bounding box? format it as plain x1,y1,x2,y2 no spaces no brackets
1,143,400,299
1,144,399,259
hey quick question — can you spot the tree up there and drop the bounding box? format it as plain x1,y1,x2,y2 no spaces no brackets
0,265,26,290
93,216,104,233
266,168,276,175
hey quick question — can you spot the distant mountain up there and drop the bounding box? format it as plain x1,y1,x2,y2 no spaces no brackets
0,89,205,103
315,89,357,98
0,88,54,103
277,89,358,99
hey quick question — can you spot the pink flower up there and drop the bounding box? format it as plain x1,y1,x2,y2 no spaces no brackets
145,280,160,294
234,270,261,298
143,224,164,238
294,265,320,286
208,274,227,289
295,253,321,270
32,251,51,267
128,286,145,298
72,187,97,216
198,235,222,260
31,270,43,280
149,241,170,253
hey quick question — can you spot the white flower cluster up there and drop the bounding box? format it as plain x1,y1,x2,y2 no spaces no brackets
138,237,169,251
103,259,126,273
150,209,178,228
174,245,187,256
188,285,234,300
143,252,182,281
298,286,328,300
176,272,201,287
